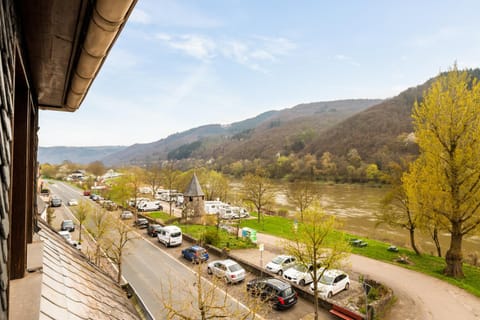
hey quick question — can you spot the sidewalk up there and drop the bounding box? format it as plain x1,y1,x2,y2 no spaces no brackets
229,232,480,320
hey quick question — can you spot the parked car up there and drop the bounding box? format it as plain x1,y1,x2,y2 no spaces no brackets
67,199,78,206
181,245,209,263
68,239,82,251
50,197,62,207
147,224,162,237
134,218,149,229
265,255,296,276
157,225,182,247
310,269,350,299
246,278,298,310
61,219,75,232
283,263,323,286
120,210,133,219
83,190,91,196
207,259,246,284
58,230,72,241
90,194,100,201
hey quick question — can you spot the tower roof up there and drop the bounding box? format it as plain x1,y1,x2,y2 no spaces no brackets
184,173,205,197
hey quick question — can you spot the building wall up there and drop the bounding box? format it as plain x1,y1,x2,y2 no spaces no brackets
1,1,39,318
0,1,16,318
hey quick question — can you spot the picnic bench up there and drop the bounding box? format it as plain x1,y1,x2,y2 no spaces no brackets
349,239,368,248
329,304,364,320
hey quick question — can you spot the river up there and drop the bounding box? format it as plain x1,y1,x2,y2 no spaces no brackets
272,183,480,258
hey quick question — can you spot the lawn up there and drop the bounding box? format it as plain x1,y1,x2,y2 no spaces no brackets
144,211,256,250
147,211,174,222
240,213,480,297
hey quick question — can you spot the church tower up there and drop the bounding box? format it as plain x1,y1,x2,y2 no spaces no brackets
184,172,205,219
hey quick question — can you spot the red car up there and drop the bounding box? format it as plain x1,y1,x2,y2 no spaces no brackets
83,190,91,196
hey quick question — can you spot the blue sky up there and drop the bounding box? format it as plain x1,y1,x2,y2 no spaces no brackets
39,0,480,147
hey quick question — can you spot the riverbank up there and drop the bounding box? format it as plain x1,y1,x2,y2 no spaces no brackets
240,213,480,298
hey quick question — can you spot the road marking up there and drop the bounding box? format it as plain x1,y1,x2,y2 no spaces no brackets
54,181,264,319
135,230,265,320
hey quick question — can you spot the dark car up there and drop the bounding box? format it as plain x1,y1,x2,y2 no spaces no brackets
181,245,209,263
246,278,298,310
147,224,162,237
134,218,149,229
61,219,75,232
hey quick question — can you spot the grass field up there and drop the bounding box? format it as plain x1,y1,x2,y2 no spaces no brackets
240,213,480,297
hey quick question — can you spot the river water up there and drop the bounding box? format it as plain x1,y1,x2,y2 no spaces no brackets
273,183,480,258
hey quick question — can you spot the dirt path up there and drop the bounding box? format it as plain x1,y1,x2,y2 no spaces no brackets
234,232,480,320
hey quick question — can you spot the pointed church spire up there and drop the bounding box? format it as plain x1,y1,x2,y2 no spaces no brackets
184,172,204,197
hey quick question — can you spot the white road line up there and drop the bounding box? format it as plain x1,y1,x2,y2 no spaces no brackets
135,230,265,320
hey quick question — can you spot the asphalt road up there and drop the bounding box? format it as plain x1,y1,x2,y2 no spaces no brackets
46,181,329,320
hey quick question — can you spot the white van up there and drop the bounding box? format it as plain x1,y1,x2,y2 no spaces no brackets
219,206,234,219
157,225,182,247
137,200,163,212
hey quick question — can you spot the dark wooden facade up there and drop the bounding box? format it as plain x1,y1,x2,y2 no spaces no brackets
0,0,137,318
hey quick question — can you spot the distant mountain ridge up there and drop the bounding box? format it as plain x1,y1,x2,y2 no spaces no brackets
101,99,382,166
38,146,127,164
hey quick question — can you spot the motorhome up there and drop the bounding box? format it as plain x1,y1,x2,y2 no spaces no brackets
219,206,235,219
154,189,178,201
157,225,182,247
231,206,249,219
204,200,224,215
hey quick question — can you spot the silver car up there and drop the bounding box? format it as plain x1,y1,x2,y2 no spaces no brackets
265,255,296,276
207,259,246,284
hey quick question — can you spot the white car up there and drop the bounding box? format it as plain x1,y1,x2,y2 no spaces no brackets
120,211,133,219
265,255,296,276
283,263,324,286
311,269,350,299
207,259,246,284
67,199,78,206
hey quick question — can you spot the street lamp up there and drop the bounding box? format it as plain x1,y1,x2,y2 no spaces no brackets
362,281,372,320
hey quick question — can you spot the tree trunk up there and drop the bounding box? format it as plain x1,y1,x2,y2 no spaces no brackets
117,261,122,283
444,222,464,278
432,227,442,257
409,227,421,255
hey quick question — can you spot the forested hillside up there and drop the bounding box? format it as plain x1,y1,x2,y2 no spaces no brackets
102,99,380,166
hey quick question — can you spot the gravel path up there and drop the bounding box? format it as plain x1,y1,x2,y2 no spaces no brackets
233,232,480,320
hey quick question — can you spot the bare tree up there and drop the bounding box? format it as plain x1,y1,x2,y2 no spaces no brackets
284,203,350,320
287,180,318,222
376,161,421,255
74,199,90,244
162,262,270,319
87,206,110,266
241,170,274,224
145,163,162,196
161,162,180,216
104,217,137,283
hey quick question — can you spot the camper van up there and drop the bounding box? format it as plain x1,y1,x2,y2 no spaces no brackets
157,225,182,247
137,200,163,212
204,200,224,215
219,206,235,219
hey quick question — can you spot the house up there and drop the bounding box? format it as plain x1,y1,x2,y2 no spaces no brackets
1,0,139,318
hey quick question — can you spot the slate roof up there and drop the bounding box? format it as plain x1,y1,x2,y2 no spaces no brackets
184,172,205,197
38,222,139,320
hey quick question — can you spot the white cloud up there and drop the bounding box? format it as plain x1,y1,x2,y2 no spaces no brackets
156,34,216,60
156,33,296,72
129,9,151,24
